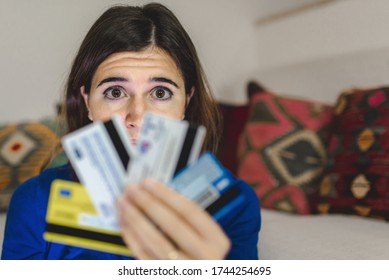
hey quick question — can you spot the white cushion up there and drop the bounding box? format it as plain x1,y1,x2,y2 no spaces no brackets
259,209,389,259
0,213,6,258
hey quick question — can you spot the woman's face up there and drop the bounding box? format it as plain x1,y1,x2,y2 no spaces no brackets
80,47,191,145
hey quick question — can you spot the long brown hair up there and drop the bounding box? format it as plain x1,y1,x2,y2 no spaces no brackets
63,3,221,152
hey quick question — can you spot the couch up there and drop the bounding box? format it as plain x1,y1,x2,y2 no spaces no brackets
2,83,389,260
0,213,5,254
218,82,389,259
259,208,389,259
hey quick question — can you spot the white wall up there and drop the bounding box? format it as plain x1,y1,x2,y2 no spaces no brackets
0,0,262,123
252,0,389,103
2,0,389,122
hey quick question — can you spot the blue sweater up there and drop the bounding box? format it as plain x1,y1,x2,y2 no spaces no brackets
1,164,261,260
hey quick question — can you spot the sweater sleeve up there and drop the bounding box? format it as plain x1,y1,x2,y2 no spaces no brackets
1,175,50,259
221,179,262,260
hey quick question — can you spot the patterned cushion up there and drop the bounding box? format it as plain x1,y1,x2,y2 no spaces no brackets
0,117,67,212
237,90,333,214
316,87,389,221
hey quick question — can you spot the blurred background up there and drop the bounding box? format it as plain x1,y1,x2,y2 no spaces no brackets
1,0,389,122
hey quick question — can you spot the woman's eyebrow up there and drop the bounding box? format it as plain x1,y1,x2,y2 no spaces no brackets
97,77,128,87
96,76,180,89
151,77,180,89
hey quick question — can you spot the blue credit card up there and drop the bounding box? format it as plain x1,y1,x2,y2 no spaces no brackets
169,152,246,220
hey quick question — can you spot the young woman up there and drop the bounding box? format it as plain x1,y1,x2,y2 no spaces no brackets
2,2,261,260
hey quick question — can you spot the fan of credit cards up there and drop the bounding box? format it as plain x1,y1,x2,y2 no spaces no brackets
44,112,246,256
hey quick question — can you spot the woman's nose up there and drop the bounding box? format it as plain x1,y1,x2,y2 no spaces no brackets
124,97,146,130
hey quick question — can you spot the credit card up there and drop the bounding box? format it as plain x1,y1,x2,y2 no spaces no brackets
61,115,135,228
44,157,245,255
44,180,132,256
127,112,206,184
169,152,246,220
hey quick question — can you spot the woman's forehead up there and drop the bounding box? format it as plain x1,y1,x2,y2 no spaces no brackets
92,48,184,82
100,48,178,69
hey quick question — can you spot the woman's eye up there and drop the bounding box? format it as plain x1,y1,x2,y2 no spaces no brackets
103,87,126,100
151,87,173,101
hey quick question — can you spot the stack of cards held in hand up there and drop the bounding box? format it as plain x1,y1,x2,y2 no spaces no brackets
44,112,245,256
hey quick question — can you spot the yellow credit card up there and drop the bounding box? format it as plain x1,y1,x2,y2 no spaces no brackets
44,179,132,256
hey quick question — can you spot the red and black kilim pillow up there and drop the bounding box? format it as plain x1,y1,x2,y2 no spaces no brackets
316,87,389,220
237,90,333,214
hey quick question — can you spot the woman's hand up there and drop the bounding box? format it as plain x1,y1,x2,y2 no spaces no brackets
117,179,231,260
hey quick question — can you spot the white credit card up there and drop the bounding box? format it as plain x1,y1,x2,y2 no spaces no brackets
60,112,243,243
62,113,205,228
126,112,206,184
61,115,135,229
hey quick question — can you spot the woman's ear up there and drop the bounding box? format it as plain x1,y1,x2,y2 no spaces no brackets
186,86,195,107
80,86,93,121
182,87,195,120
